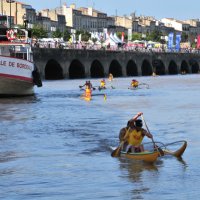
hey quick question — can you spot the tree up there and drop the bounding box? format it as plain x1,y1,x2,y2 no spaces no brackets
75,30,91,42
52,29,62,38
91,37,97,44
63,29,71,41
181,32,188,42
132,32,142,40
146,30,162,42
31,25,48,38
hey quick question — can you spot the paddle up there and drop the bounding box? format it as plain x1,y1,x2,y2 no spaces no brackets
111,127,130,157
141,115,163,156
139,83,149,89
111,141,124,157
79,85,96,91
110,85,115,89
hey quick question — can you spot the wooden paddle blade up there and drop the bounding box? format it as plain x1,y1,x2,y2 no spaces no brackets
111,146,121,157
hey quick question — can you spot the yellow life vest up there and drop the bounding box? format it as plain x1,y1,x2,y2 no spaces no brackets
85,88,91,97
131,81,139,87
100,81,105,87
126,128,144,146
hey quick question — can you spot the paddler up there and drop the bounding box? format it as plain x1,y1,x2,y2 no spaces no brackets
100,79,106,89
79,80,94,100
119,112,153,153
131,79,139,88
108,73,113,81
84,84,92,100
79,80,94,90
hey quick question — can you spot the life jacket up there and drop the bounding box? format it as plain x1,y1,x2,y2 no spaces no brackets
131,80,139,88
100,80,106,87
125,128,144,146
85,87,91,97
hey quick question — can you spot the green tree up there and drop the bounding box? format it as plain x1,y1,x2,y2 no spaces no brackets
132,32,142,40
63,29,71,41
146,30,162,42
76,30,91,42
91,37,97,44
181,32,188,43
52,29,62,38
31,25,48,38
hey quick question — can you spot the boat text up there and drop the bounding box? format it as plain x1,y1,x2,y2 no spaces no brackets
0,59,32,70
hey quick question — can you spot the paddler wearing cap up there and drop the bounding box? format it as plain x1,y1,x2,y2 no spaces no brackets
119,112,153,153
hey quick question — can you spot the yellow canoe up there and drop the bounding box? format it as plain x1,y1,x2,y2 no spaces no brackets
120,150,159,163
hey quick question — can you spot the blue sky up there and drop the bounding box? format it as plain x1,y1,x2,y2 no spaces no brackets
22,0,199,20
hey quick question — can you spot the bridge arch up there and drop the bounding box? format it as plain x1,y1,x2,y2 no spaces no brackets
126,60,138,76
152,59,165,75
168,60,178,75
109,60,123,77
181,60,189,74
90,60,104,78
141,59,152,76
189,59,199,73
45,59,63,80
69,59,85,79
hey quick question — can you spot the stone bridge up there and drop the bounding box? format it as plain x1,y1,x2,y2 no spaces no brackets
32,48,200,80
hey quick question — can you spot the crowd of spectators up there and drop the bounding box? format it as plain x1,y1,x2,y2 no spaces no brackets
31,39,200,54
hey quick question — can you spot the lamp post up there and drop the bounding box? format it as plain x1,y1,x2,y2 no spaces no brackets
6,0,15,29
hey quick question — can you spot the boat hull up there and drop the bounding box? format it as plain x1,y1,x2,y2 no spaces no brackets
0,76,34,96
120,151,159,163
0,55,35,96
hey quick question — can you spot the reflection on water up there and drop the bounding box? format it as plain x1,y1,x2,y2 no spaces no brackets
119,157,158,182
0,95,38,105
119,157,158,199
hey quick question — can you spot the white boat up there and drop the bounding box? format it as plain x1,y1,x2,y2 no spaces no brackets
0,28,42,97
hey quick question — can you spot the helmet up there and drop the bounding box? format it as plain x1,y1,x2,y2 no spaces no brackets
135,119,143,127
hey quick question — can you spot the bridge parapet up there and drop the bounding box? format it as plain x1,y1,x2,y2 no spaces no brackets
32,48,200,79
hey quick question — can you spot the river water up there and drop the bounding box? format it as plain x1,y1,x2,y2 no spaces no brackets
1,75,200,200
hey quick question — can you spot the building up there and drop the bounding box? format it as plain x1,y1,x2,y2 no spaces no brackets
0,0,36,28
40,9,66,33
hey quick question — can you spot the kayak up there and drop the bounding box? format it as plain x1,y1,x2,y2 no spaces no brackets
161,140,187,157
120,150,159,163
